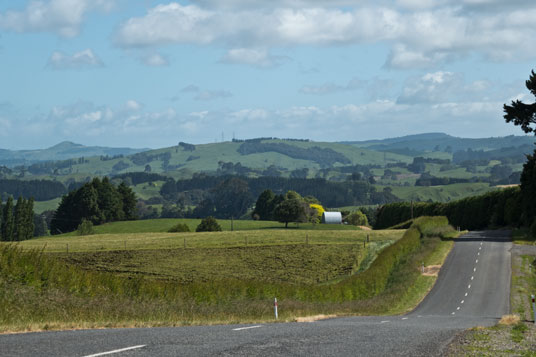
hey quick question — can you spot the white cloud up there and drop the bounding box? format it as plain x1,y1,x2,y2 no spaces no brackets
125,100,141,111
114,2,536,69
221,48,289,68
0,0,115,37
47,49,103,70
142,53,169,67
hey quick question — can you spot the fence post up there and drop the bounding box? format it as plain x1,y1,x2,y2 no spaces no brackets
274,298,278,320
184,237,186,249
532,295,536,325
306,234,308,245
422,262,425,273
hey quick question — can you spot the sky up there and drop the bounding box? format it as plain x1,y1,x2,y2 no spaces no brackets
1,0,535,149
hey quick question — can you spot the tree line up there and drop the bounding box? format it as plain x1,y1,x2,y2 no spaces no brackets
161,174,398,209
0,178,67,201
0,196,35,241
50,177,137,234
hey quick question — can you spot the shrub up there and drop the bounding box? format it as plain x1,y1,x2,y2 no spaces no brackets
168,223,190,233
346,210,369,226
196,216,222,232
77,219,95,236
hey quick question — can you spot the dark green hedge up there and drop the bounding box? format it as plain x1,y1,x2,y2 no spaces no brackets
375,187,522,230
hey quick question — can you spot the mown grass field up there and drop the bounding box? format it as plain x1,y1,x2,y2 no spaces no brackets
53,218,364,237
17,229,401,252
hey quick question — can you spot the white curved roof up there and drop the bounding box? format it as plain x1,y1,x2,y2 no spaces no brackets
322,212,342,224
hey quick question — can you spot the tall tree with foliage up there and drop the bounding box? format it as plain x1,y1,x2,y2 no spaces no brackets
504,69,536,225
1,197,14,241
118,182,138,220
252,189,276,220
212,178,253,219
14,197,25,241
274,198,306,228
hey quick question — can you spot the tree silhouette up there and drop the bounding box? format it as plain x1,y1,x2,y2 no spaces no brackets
504,70,536,134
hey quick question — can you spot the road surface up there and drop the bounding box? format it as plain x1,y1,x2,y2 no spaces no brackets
0,231,512,356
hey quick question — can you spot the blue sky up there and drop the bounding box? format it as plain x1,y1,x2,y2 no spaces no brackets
1,0,535,149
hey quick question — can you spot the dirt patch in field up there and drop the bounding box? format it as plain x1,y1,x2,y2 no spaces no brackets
421,265,441,276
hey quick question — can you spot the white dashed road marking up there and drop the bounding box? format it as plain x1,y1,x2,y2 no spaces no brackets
381,321,390,324
83,345,146,357
233,325,263,331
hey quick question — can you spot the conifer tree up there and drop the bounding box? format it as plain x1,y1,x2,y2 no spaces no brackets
25,198,35,239
2,197,14,241
14,197,25,241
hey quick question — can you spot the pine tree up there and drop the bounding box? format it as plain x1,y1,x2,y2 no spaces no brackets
118,182,138,220
2,197,15,241
14,197,25,241
25,197,35,239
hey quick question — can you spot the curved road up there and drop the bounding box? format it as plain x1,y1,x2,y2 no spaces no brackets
0,231,512,356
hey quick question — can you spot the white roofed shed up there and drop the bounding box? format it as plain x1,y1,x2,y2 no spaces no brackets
322,212,342,224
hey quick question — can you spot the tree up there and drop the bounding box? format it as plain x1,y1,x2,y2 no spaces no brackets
212,178,253,219
77,219,95,236
196,216,222,232
347,210,369,226
504,69,536,225
14,197,25,241
1,197,14,241
118,182,138,220
252,189,276,220
504,70,536,134
274,198,306,228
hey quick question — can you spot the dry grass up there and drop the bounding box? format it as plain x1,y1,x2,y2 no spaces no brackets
499,314,521,326
295,314,337,322
422,265,441,277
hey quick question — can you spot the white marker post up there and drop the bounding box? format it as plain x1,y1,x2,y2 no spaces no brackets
532,295,536,325
421,262,424,273
274,298,278,320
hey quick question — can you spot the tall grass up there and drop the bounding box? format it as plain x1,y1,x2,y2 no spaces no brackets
0,217,455,332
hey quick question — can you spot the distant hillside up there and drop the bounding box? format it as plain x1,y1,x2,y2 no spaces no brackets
343,133,535,155
0,141,150,167
1,133,532,187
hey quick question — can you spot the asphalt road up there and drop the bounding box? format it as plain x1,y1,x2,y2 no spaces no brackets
0,231,512,357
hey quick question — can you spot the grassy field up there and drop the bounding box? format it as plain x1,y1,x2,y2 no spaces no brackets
17,229,401,252
53,218,364,237
33,197,61,213
1,217,457,333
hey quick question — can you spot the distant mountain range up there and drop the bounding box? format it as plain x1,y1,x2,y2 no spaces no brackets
0,141,150,167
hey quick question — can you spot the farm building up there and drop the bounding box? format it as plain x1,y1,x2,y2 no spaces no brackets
322,212,342,224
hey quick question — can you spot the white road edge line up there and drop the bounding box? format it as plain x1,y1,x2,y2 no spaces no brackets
233,325,263,331
83,345,146,357
380,320,390,323
402,317,408,320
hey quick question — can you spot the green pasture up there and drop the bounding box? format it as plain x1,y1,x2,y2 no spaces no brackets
53,218,363,237
17,229,403,253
